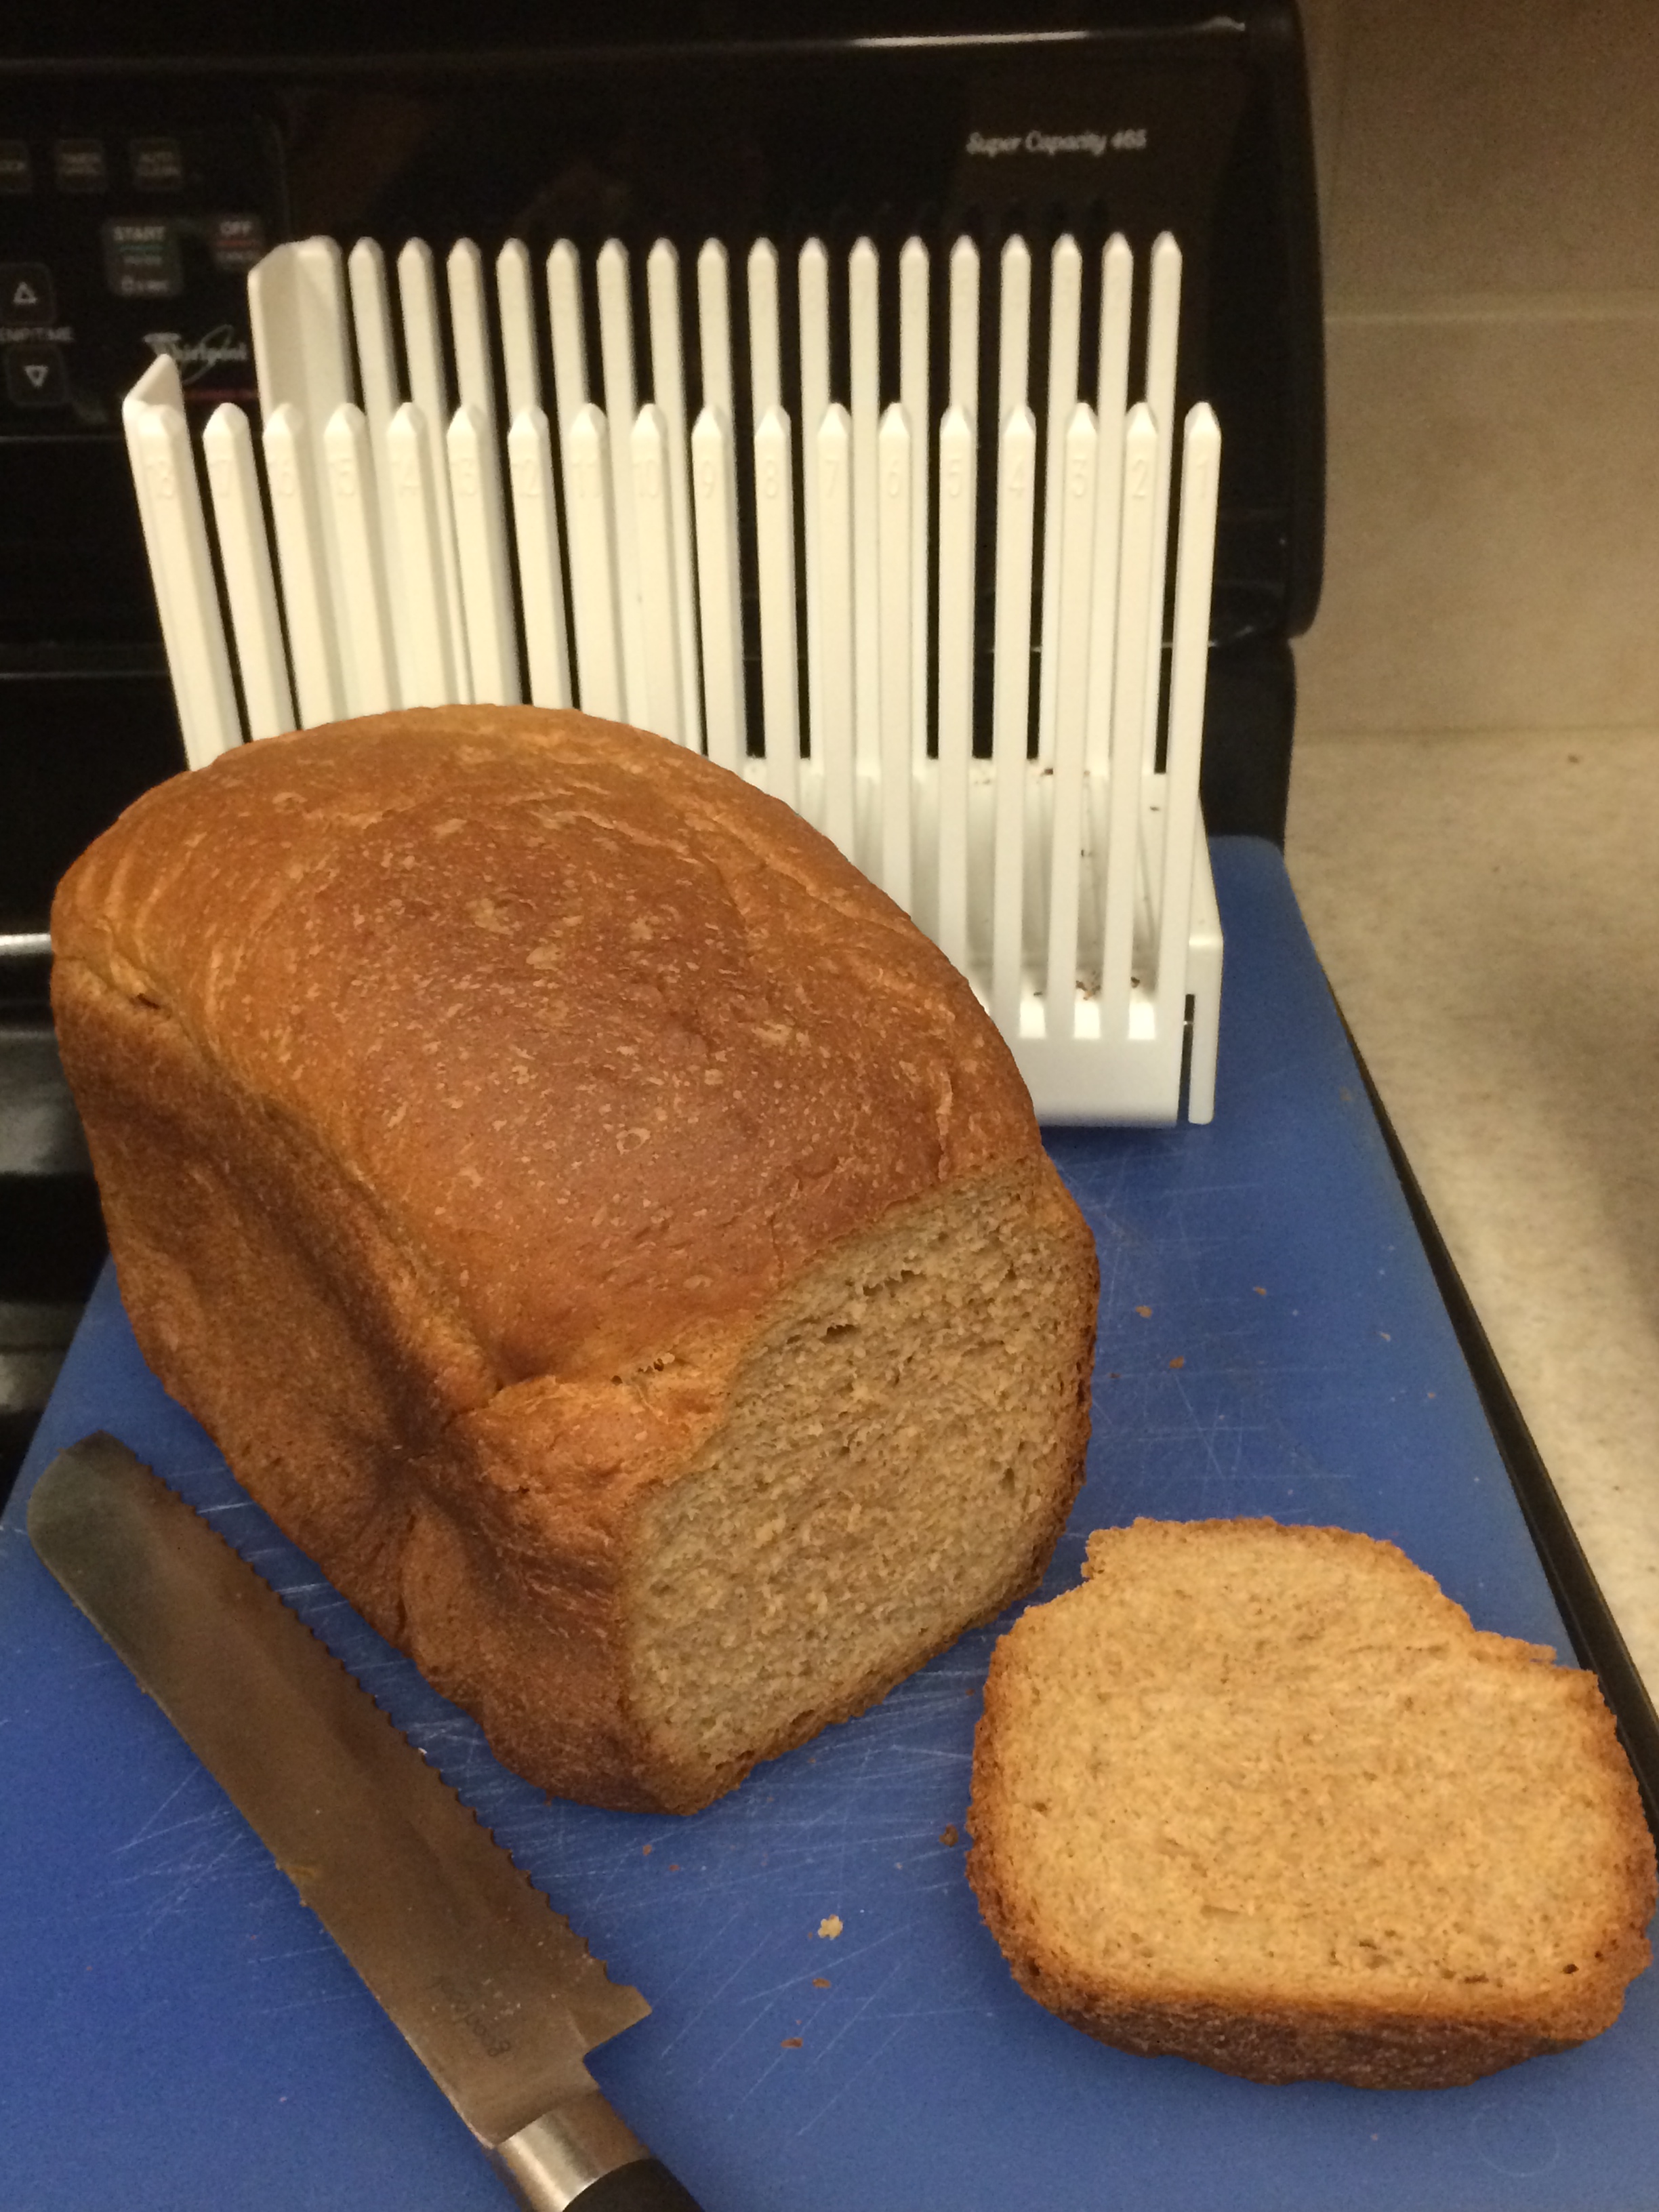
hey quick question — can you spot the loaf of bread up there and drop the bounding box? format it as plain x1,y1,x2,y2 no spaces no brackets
968,1517,1654,2088
52,705,1098,1814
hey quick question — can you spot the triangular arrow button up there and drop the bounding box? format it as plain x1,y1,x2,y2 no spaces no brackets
5,340,66,407
0,264,56,321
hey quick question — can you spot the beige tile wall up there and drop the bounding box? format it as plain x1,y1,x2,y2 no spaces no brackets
1285,2,1659,1686
1294,0,1659,737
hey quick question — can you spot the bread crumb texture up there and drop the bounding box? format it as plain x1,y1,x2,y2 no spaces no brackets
967,1518,1656,2089
51,708,1098,1813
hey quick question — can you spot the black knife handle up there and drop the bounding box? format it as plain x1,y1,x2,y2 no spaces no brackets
493,2088,704,2212
567,2160,705,2211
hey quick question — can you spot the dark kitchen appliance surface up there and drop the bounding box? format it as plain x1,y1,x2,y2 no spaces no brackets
0,0,1323,862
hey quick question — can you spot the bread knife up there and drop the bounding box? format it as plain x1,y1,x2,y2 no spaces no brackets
27,1433,703,2212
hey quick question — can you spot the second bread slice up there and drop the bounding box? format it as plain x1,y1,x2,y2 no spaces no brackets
968,1518,1655,2088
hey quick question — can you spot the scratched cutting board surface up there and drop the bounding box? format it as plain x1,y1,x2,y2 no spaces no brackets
3,836,1658,2212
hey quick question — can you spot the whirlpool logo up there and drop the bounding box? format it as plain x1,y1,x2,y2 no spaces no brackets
143,324,251,383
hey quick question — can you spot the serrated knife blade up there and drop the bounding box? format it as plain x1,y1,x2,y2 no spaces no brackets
27,1434,703,2212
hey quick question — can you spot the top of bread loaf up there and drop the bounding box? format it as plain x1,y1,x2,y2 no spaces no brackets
52,706,1040,1389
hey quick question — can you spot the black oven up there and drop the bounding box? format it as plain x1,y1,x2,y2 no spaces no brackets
0,0,1324,1484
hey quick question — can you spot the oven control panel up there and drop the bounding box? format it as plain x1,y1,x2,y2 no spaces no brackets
0,95,279,432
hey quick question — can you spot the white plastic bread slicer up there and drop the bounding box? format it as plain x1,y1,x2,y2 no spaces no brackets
121,228,1223,1124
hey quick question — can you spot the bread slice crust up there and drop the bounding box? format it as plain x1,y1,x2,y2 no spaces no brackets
52,707,1098,1812
968,1518,1656,2088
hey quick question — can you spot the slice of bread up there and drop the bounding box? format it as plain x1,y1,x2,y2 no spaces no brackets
968,1518,1655,2088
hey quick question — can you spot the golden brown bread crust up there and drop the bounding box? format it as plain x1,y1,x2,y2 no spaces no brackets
969,1976,1607,2091
54,705,1040,1388
967,1519,1656,2088
52,706,1097,1811
966,1901,1652,2090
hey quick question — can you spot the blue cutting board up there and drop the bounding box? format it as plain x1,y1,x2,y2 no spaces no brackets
3,837,1656,2211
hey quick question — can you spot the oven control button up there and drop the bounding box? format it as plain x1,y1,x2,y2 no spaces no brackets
209,214,266,274
129,138,185,191
4,342,68,409
0,263,56,324
0,142,32,196
54,139,108,193
101,219,184,300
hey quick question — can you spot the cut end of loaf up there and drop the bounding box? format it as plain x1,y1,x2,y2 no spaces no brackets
967,1517,1656,2089
622,1160,1098,1812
